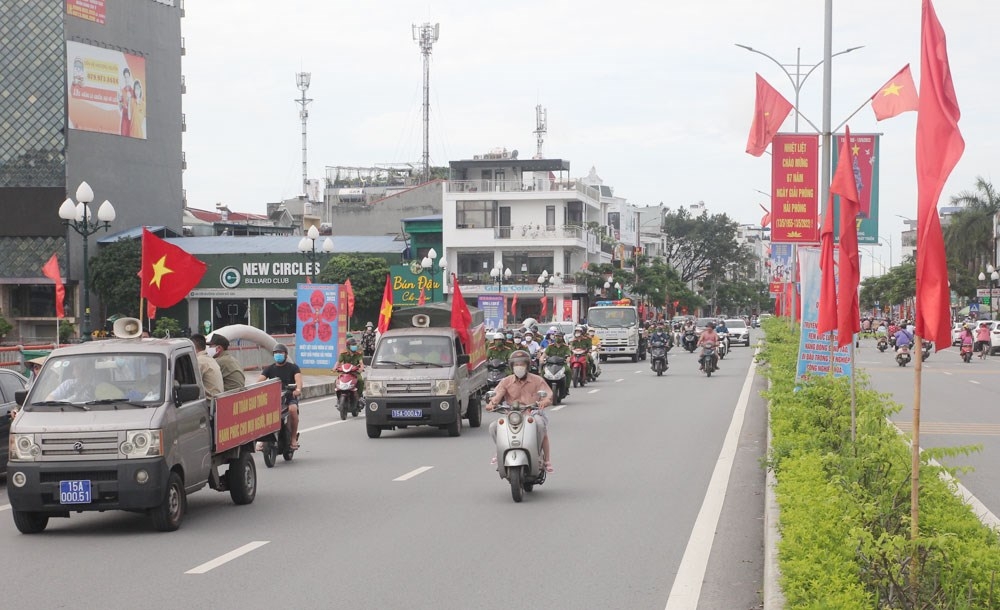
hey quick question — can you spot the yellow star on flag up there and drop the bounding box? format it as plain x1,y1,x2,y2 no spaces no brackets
379,298,392,322
882,81,903,96
149,255,174,288
851,143,861,156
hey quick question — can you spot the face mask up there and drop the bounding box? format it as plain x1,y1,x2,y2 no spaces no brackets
206,346,219,358
274,353,286,364
513,365,528,379
506,334,513,340
350,345,358,352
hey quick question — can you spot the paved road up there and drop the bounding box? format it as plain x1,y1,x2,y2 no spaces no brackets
862,338,1000,519
2,341,768,610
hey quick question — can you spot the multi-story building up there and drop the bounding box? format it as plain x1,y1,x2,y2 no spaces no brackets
1,1,185,341
441,152,609,324
736,223,770,283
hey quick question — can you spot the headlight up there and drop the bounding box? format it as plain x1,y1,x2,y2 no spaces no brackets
12,434,39,461
433,380,457,396
365,381,385,397
508,411,523,426
121,429,163,458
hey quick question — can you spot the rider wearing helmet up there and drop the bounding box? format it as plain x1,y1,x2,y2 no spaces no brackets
487,332,512,363
542,330,572,387
486,349,555,473
258,344,303,449
335,337,366,396
697,321,720,371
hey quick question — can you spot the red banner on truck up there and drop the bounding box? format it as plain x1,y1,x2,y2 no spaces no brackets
213,380,282,454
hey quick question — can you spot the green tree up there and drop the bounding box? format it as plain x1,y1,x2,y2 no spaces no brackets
0,314,12,340
89,238,141,320
660,207,746,285
943,176,1000,279
153,316,181,338
317,255,392,326
860,257,917,311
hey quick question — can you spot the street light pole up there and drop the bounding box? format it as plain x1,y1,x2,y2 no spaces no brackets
58,181,115,341
490,263,511,294
537,270,551,322
421,247,445,303
297,225,334,283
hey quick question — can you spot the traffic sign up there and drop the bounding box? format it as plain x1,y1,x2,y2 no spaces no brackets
969,303,980,313
976,288,1000,298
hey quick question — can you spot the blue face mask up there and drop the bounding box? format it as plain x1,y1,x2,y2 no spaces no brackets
273,353,286,364
350,345,358,352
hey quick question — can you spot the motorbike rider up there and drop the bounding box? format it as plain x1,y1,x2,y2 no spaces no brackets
697,321,720,371
486,349,554,473
361,322,377,358
258,344,303,450
570,325,595,377
335,337,365,399
959,324,974,352
715,319,730,351
487,332,512,363
976,321,991,358
894,324,915,352
503,329,517,350
586,328,601,377
542,329,572,387
875,321,888,338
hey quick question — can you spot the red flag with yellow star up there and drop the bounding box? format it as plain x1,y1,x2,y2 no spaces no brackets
376,273,393,334
871,64,919,121
746,73,793,157
140,228,207,308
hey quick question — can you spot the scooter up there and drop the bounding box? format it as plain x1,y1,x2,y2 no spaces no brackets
699,342,718,377
490,391,548,503
920,341,932,362
335,362,362,420
541,356,567,404
717,334,729,360
261,384,297,467
682,331,698,353
961,343,973,363
649,339,669,376
896,344,912,367
486,358,508,390
570,348,589,388
877,337,889,352
588,346,602,382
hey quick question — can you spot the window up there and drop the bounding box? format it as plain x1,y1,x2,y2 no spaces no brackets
457,252,493,275
456,200,495,228
265,299,296,335
546,206,556,230
12,285,72,317
502,251,554,277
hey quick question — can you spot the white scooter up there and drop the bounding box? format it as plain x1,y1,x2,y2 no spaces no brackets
490,390,548,503
541,356,567,405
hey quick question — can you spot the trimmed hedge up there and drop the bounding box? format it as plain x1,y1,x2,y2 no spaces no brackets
761,318,1000,609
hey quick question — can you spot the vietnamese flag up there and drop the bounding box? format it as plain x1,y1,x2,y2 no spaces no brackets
832,126,862,347
746,73,793,157
816,197,838,336
510,293,518,318
42,253,65,318
141,228,207,308
540,295,548,319
376,273,393,334
916,0,964,351
871,64,919,121
450,273,472,351
418,286,426,306
344,278,356,317
759,203,771,228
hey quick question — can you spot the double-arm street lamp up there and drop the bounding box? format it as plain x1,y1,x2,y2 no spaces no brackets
420,247,446,302
978,265,1000,319
490,263,512,293
58,181,115,341
297,225,334,283
537,270,552,321
604,280,621,299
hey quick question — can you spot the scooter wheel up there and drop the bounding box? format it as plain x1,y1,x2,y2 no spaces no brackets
263,442,277,468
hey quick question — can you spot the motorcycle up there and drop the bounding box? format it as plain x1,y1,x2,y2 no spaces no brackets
486,358,508,390
877,337,888,352
699,342,718,377
682,331,698,353
570,348,589,388
717,334,729,360
649,340,669,376
588,346,602,382
896,344,912,367
490,392,548,503
637,330,648,361
261,384,297,468
920,341,932,362
961,343,973,363
335,362,362,420
542,356,568,404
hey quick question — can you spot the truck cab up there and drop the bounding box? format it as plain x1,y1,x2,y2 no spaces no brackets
588,301,641,362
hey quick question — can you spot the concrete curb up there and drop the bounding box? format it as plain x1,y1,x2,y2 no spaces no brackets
763,374,786,609
301,381,336,400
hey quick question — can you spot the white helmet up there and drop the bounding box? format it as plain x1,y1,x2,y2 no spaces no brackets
490,332,505,341
521,317,538,330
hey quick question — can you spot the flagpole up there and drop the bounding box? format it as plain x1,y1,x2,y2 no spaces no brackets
850,335,857,444
912,334,923,542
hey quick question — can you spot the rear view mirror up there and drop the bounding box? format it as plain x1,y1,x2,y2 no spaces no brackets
14,390,27,406
457,354,470,365
174,383,201,405
537,390,548,399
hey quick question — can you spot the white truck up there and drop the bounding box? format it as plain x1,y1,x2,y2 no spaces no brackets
587,301,641,362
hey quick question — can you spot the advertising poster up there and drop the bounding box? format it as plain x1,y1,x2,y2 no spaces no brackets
389,263,443,306
66,0,106,24
477,294,505,330
832,133,881,245
795,247,852,381
768,243,794,296
67,41,148,139
295,283,345,371
771,134,820,243
562,299,574,322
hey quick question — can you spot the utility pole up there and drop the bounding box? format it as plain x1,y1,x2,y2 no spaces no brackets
412,22,439,183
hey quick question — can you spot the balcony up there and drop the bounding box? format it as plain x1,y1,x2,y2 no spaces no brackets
447,180,601,202
181,37,186,56
493,224,584,241
455,272,586,295
181,75,186,94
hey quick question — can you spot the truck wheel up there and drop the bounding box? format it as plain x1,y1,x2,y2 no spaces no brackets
228,450,257,505
366,424,382,439
599,355,607,363
447,412,462,437
467,397,482,428
631,353,639,363
12,510,49,534
151,471,186,532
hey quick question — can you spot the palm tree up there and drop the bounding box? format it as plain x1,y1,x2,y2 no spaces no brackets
943,176,1000,276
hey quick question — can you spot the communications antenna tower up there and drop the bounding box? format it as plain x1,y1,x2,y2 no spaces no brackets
295,72,313,197
533,105,547,159
412,22,440,183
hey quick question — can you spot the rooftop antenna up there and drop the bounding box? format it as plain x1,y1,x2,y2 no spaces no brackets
295,72,313,198
533,104,547,159
412,22,439,183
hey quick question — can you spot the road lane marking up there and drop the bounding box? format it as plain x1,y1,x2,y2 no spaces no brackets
299,420,350,434
587,389,600,394
394,466,433,481
943,371,953,375
0,504,10,512
665,348,758,610
634,370,643,374
615,378,624,383
185,541,270,574
970,380,981,385
551,405,567,411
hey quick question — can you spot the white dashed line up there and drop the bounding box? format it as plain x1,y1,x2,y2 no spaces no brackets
615,378,624,383
588,389,600,394
943,371,953,376
394,466,433,481
299,420,350,434
970,380,981,385
551,405,567,412
185,541,270,574
634,370,643,374
0,504,10,512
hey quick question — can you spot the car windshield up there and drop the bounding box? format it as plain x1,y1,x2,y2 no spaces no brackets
373,336,454,367
27,353,165,409
696,318,714,328
587,308,637,328
726,320,747,329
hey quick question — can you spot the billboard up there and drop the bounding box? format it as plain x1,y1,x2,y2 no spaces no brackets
796,247,852,381
295,283,347,371
67,41,148,139
477,295,506,330
66,0,106,24
771,134,820,243
389,263,443,306
832,133,881,245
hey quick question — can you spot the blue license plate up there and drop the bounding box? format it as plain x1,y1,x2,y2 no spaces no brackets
59,480,92,504
391,409,423,418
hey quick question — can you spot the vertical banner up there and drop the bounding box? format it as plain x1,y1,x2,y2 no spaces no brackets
295,283,345,371
477,295,506,330
67,41,148,139
796,247,852,381
771,134,820,243
832,133,881,244
768,243,794,296
562,299,574,322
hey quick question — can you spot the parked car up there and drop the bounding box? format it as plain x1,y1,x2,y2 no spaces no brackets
0,368,29,476
725,319,751,347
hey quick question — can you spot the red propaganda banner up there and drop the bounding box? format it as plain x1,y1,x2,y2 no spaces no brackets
66,0,106,25
213,379,282,454
771,134,820,243
562,299,573,322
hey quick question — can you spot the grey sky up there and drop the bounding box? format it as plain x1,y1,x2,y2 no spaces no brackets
181,1,997,275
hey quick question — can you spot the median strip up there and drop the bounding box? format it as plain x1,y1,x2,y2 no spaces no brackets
185,541,269,574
